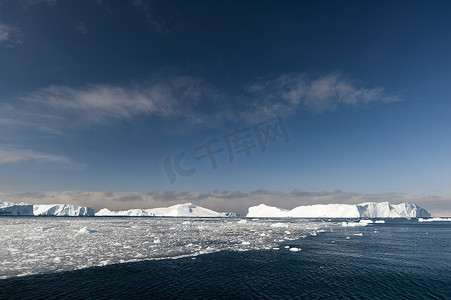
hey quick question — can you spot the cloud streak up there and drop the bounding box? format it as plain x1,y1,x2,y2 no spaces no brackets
17,72,399,132
0,148,83,169
23,75,223,125
245,73,400,117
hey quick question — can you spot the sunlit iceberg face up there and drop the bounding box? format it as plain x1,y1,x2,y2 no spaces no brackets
0,217,338,279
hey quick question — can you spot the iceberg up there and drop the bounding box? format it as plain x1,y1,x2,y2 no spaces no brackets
33,204,94,216
96,208,155,217
246,202,431,218
0,200,33,216
96,203,228,217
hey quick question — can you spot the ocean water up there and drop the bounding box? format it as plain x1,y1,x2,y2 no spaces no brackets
0,218,450,299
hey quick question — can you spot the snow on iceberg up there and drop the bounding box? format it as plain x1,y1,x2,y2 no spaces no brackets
96,208,155,217
95,203,229,217
0,200,33,216
247,202,431,218
33,204,94,216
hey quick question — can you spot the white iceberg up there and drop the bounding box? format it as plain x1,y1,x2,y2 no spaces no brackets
247,202,430,218
96,203,228,217
96,208,155,217
0,200,34,216
33,204,94,216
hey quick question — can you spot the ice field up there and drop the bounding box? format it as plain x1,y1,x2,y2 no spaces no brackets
0,217,338,279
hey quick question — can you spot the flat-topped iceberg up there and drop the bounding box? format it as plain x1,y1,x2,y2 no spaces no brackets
96,203,231,217
0,200,33,216
247,202,430,218
33,204,94,216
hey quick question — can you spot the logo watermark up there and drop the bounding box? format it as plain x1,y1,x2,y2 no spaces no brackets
164,116,289,184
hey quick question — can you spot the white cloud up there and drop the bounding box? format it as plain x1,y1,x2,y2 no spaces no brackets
0,148,83,169
0,23,23,48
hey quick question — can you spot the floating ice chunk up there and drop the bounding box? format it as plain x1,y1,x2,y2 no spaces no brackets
418,217,451,222
284,246,290,249
342,220,371,227
237,219,248,224
360,220,374,224
289,247,301,252
353,233,363,236
272,247,280,250
241,241,250,245
153,237,161,244
375,220,386,223
270,223,289,228
182,221,191,225
77,227,97,234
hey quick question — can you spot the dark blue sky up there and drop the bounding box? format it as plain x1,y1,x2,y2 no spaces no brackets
1,0,451,211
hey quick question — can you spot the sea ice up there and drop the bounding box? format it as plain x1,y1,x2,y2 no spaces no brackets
77,227,97,234
0,217,338,279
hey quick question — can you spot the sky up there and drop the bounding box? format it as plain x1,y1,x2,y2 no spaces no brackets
1,0,451,216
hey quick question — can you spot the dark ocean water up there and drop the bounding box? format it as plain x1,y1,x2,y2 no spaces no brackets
1,219,450,299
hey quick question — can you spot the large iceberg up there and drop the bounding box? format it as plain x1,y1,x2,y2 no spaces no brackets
96,203,230,217
0,200,33,216
33,204,94,216
247,202,431,218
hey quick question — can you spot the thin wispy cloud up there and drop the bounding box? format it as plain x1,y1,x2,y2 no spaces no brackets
245,73,401,117
18,72,399,132
23,75,222,125
0,22,23,48
0,148,83,169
